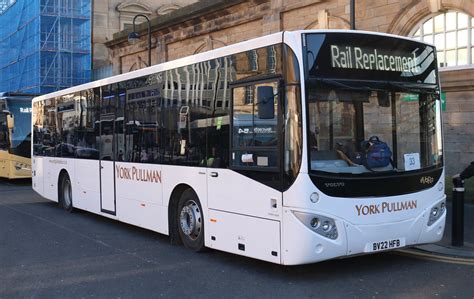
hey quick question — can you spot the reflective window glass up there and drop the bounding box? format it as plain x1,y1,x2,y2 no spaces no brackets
0,111,8,150
124,77,161,163
75,90,99,160
56,94,78,157
434,14,444,33
446,12,457,31
458,12,468,29
446,49,456,66
446,31,456,48
458,48,468,65
32,102,42,155
423,18,433,34
423,34,433,44
99,85,116,161
435,33,445,49
232,81,279,169
458,29,468,47
437,51,446,67
41,98,59,156
158,58,230,166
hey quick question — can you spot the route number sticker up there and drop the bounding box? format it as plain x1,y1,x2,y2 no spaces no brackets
404,153,420,171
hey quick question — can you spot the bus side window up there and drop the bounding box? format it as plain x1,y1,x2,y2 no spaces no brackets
0,117,7,149
231,81,279,170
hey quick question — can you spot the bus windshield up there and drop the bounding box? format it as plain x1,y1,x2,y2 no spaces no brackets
304,32,442,176
307,81,442,175
7,98,32,158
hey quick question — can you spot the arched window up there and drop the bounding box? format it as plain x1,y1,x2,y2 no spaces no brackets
411,11,474,68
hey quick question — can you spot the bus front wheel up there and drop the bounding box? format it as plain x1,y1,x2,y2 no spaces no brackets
59,173,73,212
177,189,204,251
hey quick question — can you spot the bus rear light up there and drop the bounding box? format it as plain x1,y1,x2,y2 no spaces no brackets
292,211,338,240
428,199,446,226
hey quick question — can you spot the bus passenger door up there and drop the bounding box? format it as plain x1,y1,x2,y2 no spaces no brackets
99,85,117,215
206,80,282,263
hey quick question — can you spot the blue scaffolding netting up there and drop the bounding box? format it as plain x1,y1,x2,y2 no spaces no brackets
0,0,91,94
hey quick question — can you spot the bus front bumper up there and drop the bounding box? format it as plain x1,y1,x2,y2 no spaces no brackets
5,159,32,179
281,199,446,265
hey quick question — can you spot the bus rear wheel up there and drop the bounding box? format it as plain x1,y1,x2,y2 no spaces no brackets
177,189,204,251
59,173,73,212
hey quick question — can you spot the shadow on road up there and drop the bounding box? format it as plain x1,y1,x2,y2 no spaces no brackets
0,177,32,187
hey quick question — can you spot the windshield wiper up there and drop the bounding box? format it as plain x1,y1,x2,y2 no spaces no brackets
308,77,438,93
385,81,437,93
308,78,373,91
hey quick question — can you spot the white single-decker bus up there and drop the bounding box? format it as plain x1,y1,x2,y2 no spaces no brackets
32,30,446,265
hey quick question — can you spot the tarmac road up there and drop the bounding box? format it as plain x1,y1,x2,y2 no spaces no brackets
1,179,473,298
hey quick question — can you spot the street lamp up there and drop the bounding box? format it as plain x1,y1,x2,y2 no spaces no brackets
350,0,355,30
128,14,151,67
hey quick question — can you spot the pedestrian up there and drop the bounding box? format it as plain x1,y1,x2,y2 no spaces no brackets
453,161,474,180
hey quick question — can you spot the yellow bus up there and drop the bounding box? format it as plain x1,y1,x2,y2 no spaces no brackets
0,93,34,179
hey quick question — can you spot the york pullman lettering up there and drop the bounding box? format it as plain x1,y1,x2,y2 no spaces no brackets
355,200,417,216
116,165,162,184
330,45,420,73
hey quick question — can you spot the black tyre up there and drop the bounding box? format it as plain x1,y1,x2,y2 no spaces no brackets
59,173,73,212
177,189,204,251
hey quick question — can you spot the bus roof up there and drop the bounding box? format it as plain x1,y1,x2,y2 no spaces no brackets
294,29,434,48
0,92,39,99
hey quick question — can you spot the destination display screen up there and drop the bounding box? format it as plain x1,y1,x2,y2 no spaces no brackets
305,33,438,85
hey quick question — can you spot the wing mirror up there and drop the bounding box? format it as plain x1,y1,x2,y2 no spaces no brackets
3,111,14,129
257,86,275,119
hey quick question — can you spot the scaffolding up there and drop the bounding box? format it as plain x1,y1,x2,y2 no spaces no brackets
0,0,91,94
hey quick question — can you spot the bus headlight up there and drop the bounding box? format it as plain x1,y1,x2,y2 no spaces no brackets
428,199,446,226
292,211,338,240
322,221,332,232
310,217,320,228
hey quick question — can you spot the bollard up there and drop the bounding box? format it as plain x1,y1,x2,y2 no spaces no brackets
451,176,465,247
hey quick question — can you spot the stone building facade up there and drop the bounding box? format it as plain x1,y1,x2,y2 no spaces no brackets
105,0,474,174
92,0,198,73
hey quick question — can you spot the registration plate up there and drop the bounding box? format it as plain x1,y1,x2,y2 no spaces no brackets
366,238,405,252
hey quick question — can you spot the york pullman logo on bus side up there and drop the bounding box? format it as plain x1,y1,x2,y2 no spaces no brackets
115,165,162,184
330,45,421,73
355,200,417,216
